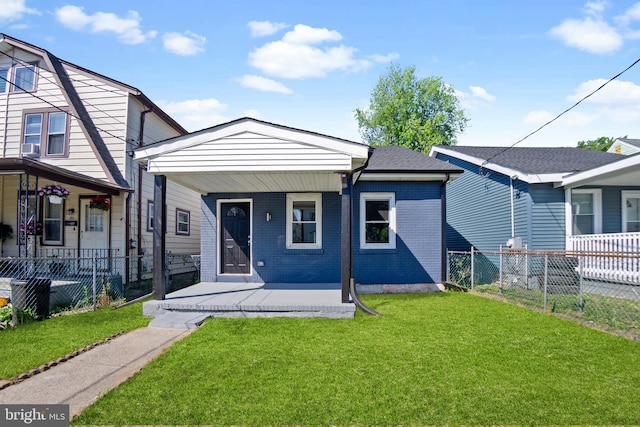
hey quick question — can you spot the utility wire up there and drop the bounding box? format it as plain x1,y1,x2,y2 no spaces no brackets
0,50,171,145
482,56,640,166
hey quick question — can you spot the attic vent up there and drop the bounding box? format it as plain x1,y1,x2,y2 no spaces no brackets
21,143,40,158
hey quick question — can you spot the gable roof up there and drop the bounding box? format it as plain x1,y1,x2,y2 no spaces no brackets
0,33,188,188
431,145,622,184
616,138,640,148
135,117,371,193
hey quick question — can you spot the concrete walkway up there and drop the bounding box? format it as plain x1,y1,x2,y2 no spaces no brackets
0,327,192,419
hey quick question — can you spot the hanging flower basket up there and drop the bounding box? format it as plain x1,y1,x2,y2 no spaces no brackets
89,196,110,211
19,220,43,235
38,184,70,201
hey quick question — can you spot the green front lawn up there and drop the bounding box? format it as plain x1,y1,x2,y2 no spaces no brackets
74,293,640,426
0,303,149,379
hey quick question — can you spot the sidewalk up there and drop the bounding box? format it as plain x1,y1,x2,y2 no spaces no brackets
0,327,192,418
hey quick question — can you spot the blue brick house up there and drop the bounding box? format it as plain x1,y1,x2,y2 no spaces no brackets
430,146,640,255
135,118,462,300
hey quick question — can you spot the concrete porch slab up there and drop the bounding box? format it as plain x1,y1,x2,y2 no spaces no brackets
143,282,355,328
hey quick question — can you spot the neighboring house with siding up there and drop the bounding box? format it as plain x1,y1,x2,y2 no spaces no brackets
607,138,640,156
430,146,640,255
134,118,462,297
0,34,200,277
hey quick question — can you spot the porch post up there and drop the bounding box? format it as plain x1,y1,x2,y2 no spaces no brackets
153,175,167,300
341,173,352,303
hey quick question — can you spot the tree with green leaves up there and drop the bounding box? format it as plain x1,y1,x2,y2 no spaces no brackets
577,136,619,152
354,64,468,153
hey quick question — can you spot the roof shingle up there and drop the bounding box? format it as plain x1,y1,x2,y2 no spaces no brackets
366,145,462,173
438,146,622,174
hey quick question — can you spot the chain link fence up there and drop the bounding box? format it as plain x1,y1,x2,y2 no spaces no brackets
447,248,640,339
0,253,199,328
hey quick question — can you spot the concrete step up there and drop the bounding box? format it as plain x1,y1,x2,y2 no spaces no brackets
148,311,210,329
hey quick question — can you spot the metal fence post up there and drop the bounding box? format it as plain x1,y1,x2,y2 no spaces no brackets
543,254,548,312
578,255,584,312
92,254,97,310
470,246,475,290
446,251,450,282
499,244,503,293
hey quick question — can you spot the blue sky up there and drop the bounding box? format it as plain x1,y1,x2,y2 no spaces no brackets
2,0,640,147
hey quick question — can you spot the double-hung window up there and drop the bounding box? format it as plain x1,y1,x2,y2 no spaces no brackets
22,110,69,157
176,208,190,235
286,193,322,249
360,192,396,249
571,189,601,235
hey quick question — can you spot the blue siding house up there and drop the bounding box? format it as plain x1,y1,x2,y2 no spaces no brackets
430,146,640,255
136,118,462,302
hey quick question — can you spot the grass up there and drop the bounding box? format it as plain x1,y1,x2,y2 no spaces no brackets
0,302,149,379
73,293,640,426
474,283,640,335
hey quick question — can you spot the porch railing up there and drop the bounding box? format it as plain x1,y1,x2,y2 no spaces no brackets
567,232,640,284
37,248,120,259
568,232,640,253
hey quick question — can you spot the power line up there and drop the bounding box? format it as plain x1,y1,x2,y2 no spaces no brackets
482,55,640,166
0,50,172,146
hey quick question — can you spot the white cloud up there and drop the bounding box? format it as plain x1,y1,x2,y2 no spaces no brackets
584,0,609,17
281,24,342,45
238,75,293,94
55,5,156,44
248,24,387,79
0,0,39,22
567,79,640,104
163,32,206,56
469,86,496,102
248,20,287,37
614,2,640,26
157,98,229,132
549,17,622,54
456,86,496,109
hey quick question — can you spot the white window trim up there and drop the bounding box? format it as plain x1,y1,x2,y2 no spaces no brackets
42,198,63,245
12,63,37,92
569,188,602,235
147,200,154,231
360,192,396,250
622,190,640,233
176,208,190,235
286,193,322,249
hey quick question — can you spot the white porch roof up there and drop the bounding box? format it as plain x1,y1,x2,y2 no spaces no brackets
134,118,371,194
559,152,640,188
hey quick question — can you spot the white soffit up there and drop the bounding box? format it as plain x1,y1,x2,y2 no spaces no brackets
559,154,640,188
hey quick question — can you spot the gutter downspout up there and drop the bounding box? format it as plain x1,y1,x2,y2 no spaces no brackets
510,175,517,239
137,110,152,286
440,173,451,282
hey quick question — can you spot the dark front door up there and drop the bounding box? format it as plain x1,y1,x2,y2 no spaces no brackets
221,202,251,274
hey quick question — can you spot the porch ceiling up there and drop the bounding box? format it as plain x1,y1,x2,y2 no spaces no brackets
164,170,344,194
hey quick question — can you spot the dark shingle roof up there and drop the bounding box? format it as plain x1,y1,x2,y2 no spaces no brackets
438,146,623,175
617,138,640,148
366,145,462,173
